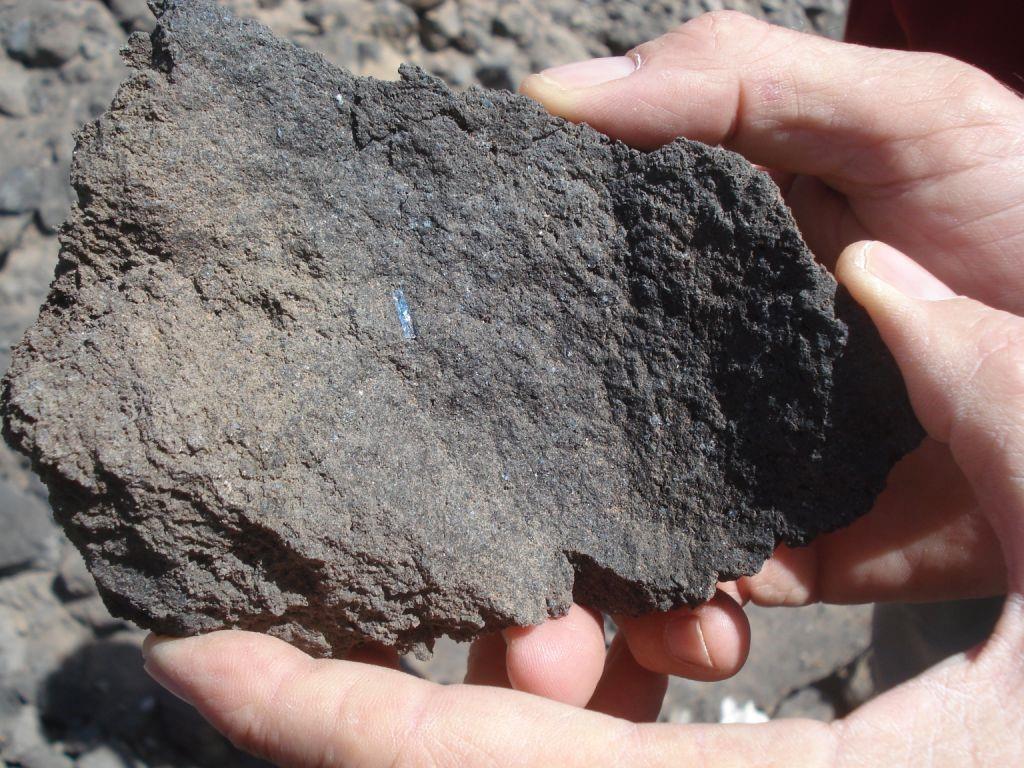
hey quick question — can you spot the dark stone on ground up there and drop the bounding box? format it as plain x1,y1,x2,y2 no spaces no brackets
0,477,55,572
55,542,99,600
40,640,161,745
1,0,922,655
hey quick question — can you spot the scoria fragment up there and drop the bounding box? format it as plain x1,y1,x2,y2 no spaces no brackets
2,0,922,656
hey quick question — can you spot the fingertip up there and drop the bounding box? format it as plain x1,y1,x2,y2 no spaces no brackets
142,633,196,704
837,240,958,304
534,56,637,90
520,57,675,148
142,631,227,681
834,240,873,293
683,595,751,675
141,632,176,659
620,591,750,681
504,604,606,707
716,579,747,605
738,544,819,607
144,630,309,712
519,73,577,119
836,240,968,443
520,55,637,109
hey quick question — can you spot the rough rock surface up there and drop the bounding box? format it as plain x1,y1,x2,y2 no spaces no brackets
2,0,921,656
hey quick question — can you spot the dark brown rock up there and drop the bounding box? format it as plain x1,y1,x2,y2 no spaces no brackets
2,0,921,656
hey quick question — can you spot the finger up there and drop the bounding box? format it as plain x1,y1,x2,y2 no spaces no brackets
837,239,1024,588
520,11,1018,185
503,603,607,707
736,438,1006,607
616,590,750,681
587,633,667,722
464,632,511,688
143,630,837,767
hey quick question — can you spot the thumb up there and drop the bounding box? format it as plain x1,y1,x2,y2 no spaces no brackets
837,241,1024,589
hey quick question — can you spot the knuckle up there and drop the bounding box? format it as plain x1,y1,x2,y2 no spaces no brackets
919,53,1017,125
966,312,1024,400
936,54,1001,95
636,10,771,64
946,311,1024,500
949,74,1016,126
871,52,1024,187
675,9,771,55
689,9,768,39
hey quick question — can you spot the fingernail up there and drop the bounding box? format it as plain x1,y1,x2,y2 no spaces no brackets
855,241,958,301
664,613,714,668
142,635,194,704
142,632,173,660
537,56,637,89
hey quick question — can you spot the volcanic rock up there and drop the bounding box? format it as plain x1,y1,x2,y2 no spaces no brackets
2,0,921,656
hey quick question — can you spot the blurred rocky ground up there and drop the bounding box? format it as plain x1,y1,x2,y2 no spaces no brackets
0,1,1001,766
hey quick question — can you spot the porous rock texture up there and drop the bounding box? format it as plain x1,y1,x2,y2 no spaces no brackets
3,0,921,656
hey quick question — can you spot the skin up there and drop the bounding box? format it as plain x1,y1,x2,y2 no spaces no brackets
143,12,1024,766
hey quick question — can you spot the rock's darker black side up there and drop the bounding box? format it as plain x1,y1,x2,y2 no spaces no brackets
2,0,922,656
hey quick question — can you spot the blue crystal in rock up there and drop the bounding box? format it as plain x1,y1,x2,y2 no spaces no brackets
392,288,416,340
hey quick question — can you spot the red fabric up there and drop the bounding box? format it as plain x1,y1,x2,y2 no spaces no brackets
845,0,1024,88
